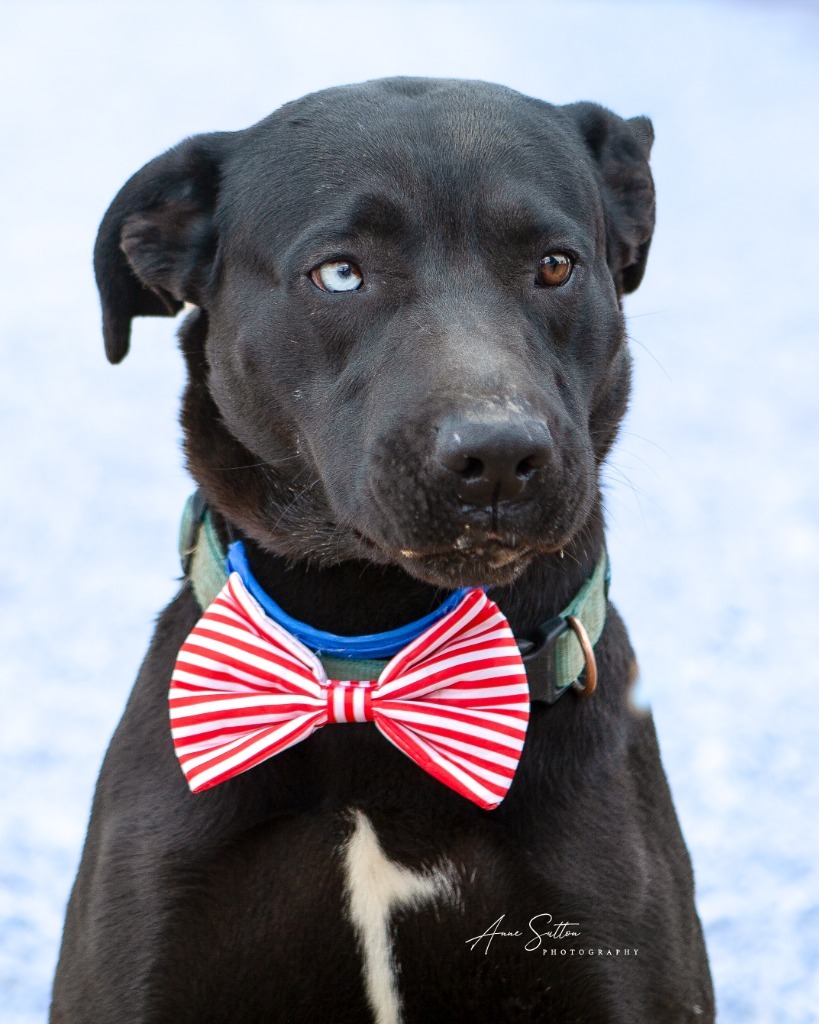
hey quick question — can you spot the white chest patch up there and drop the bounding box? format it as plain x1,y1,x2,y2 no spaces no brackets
342,809,461,1024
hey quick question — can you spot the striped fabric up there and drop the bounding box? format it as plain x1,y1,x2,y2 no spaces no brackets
169,573,530,810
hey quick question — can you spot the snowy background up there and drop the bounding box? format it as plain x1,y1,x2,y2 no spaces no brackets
1,0,818,1019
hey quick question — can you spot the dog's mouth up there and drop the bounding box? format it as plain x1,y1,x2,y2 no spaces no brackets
398,543,535,588
353,529,538,588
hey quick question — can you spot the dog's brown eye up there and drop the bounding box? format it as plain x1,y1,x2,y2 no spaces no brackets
537,253,573,287
310,260,363,293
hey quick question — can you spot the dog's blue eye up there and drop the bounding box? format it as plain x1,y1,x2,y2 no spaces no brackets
311,260,363,293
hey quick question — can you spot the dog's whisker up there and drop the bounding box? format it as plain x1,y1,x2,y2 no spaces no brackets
603,464,662,510
616,432,672,459
212,454,303,472
212,461,270,472
270,479,323,533
625,331,673,381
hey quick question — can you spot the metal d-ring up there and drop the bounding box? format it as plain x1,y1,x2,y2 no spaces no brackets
566,615,598,698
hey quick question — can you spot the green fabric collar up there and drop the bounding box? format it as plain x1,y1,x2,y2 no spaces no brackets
179,493,608,703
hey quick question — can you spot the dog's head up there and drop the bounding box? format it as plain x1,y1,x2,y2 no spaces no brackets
95,78,654,589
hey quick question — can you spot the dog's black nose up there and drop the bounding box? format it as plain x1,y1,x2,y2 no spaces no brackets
435,416,552,506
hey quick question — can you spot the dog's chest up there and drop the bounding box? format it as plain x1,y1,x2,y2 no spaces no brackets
340,809,462,1024
160,803,629,1024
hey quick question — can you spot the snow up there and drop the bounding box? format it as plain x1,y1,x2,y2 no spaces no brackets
1,0,818,1019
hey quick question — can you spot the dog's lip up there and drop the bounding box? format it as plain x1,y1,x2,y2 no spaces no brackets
396,537,531,568
349,528,547,586
354,528,541,562
353,527,566,564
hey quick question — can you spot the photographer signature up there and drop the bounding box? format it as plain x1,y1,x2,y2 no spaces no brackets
466,914,581,954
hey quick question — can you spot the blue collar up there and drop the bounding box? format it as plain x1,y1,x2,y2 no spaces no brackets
226,540,472,659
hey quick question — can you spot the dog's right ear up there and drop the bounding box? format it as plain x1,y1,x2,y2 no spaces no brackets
94,132,231,363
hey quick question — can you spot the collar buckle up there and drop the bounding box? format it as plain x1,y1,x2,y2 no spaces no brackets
520,612,599,704
521,616,570,705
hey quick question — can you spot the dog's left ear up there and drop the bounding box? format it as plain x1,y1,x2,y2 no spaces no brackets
93,132,232,363
562,103,655,295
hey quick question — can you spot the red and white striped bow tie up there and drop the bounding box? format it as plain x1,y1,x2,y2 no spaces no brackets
169,574,530,810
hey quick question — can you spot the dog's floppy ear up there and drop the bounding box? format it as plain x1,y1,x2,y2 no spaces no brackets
562,103,655,295
94,132,231,363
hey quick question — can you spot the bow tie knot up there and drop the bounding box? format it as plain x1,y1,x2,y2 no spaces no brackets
326,680,376,724
170,573,530,809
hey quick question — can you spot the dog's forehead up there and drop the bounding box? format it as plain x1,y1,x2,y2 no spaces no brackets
221,78,600,240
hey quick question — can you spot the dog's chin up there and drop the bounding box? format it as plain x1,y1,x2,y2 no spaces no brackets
392,544,536,589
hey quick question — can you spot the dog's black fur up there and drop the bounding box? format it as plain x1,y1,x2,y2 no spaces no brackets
52,78,714,1022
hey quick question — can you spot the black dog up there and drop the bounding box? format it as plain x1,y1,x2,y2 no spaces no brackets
52,78,714,1023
